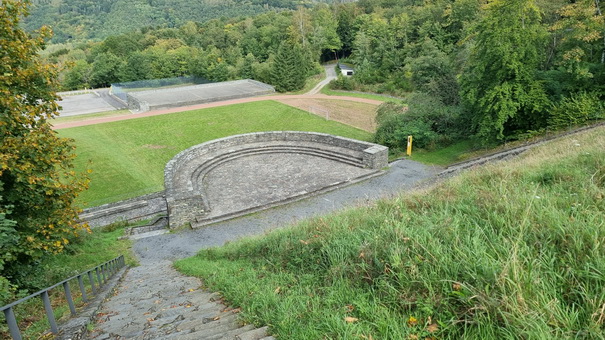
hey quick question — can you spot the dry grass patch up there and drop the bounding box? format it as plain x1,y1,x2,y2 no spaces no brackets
277,98,379,132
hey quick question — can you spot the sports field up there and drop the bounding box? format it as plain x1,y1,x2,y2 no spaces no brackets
59,101,372,207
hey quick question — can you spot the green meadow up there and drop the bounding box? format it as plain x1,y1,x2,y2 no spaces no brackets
58,101,371,207
176,127,605,339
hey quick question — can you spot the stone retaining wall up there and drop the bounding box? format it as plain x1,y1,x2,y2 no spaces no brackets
126,79,275,112
80,192,167,228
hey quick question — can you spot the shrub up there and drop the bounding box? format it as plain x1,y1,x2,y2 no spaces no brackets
374,93,468,150
329,75,355,91
548,91,605,129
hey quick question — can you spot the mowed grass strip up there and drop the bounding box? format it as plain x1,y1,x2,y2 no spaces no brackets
58,101,371,207
175,127,605,339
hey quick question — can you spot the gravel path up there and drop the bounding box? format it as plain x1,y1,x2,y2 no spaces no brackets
134,159,440,264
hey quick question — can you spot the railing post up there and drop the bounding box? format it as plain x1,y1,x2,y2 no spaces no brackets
41,290,59,334
96,267,102,287
101,264,106,283
4,307,22,340
77,275,88,302
88,271,97,295
63,282,77,316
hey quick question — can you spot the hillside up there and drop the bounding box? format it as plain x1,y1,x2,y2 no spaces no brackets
176,126,605,338
24,0,338,43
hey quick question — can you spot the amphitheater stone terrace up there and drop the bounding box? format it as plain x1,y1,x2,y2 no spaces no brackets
81,131,388,231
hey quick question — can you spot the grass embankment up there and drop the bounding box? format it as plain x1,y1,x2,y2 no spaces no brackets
58,101,371,207
176,127,605,339
407,140,477,166
1,224,136,339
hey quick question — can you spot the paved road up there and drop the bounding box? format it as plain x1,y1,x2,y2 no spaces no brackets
306,64,337,95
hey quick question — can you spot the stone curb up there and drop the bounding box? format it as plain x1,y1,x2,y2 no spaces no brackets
55,267,129,340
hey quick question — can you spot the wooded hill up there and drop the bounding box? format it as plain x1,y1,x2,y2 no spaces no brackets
44,0,605,145
24,0,341,43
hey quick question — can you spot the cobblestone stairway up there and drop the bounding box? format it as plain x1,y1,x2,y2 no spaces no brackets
88,261,273,340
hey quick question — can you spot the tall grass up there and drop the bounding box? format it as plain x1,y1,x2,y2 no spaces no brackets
176,127,605,339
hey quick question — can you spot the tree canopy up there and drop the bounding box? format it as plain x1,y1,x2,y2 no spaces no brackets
460,0,550,142
0,0,89,288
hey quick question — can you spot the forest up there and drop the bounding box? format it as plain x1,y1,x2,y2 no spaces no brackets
24,0,344,43
40,0,604,146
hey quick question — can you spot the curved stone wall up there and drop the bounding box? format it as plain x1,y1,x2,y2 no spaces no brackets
164,131,388,228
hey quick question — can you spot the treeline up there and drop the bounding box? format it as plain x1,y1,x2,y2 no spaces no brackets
24,0,341,43
50,4,343,92
345,0,604,145
49,0,605,144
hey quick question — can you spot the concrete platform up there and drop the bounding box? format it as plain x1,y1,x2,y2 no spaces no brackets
126,79,275,112
58,92,116,116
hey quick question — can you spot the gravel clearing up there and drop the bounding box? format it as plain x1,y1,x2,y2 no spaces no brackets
134,159,441,264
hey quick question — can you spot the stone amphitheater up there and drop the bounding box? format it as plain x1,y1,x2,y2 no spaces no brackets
82,131,388,233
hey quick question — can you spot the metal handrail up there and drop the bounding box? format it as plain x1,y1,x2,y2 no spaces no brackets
1,255,125,340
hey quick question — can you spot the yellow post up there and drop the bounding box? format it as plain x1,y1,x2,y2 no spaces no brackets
406,135,413,156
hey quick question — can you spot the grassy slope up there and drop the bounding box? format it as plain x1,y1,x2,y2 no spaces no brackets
58,101,371,207
176,127,605,339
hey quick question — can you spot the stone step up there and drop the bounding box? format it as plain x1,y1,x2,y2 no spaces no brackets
235,326,270,340
188,324,256,340
89,262,273,340
203,325,255,340
174,143,365,189
194,145,364,179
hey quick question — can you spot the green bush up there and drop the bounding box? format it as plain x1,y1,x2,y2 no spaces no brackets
548,91,605,129
374,93,468,150
329,75,355,91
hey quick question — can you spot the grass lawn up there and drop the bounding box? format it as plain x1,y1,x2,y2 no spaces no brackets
175,127,605,339
407,140,477,166
59,100,371,207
